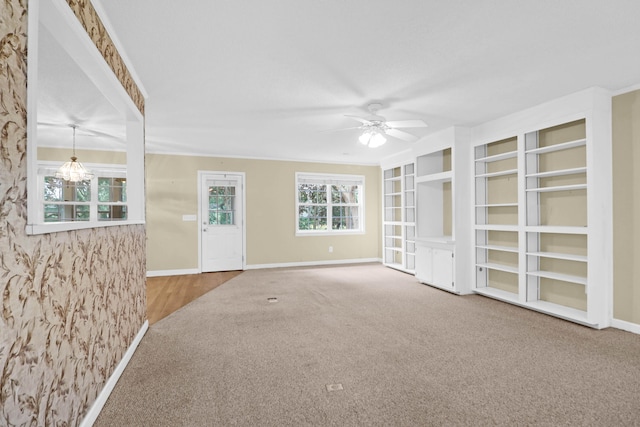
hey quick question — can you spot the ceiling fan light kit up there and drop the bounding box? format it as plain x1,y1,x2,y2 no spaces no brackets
340,103,428,148
359,128,387,148
55,125,94,182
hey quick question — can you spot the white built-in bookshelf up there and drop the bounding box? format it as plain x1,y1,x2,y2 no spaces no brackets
472,88,613,329
415,147,456,291
382,163,416,273
380,88,611,328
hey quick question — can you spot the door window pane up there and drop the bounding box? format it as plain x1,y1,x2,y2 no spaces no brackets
208,186,236,225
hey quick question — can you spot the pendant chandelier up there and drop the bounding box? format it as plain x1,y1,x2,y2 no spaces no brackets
55,125,94,182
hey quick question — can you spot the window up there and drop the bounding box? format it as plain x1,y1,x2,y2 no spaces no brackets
43,177,91,222
208,185,235,225
296,173,364,234
98,177,127,221
39,163,127,223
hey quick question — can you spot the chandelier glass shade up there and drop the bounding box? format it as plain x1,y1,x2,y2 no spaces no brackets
358,129,387,148
55,125,94,182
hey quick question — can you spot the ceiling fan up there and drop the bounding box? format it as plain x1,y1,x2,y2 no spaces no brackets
336,103,428,148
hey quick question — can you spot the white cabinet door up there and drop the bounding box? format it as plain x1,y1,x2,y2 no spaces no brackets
415,244,454,290
415,245,433,284
432,249,454,288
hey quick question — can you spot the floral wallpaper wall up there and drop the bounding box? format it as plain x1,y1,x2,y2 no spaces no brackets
65,0,145,115
0,0,146,425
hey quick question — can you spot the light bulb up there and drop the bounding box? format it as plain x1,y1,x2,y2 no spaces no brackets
359,131,372,145
368,132,387,148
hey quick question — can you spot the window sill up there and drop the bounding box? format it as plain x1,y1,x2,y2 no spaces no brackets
26,219,145,235
296,230,365,237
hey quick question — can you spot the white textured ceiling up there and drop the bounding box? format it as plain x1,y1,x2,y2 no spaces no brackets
95,0,640,165
38,24,126,152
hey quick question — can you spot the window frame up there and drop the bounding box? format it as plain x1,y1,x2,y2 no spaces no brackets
25,0,146,235
37,161,128,225
295,172,365,236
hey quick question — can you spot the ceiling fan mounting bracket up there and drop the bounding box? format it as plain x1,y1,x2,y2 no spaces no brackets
365,103,386,122
367,102,383,113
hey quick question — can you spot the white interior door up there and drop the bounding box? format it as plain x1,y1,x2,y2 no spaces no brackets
200,173,244,272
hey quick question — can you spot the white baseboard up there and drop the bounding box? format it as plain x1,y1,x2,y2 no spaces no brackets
245,258,382,270
611,318,640,335
147,268,199,277
80,320,149,427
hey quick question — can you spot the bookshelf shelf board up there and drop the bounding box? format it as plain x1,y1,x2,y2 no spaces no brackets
526,184,587,193
525,138,586,155
475,169,518,178
475,151,518,163
525,167,587,179
417,235,454,244
527,251,587,262
478,244,520,253
474,288,594,327
416,171,453,183
473,286,518,302
475,203,518,208
528,270,587,286
476,262,519,274
475,224,519,232
525,226,588,235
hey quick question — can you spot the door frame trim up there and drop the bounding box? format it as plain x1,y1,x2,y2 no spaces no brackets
197,170,247,273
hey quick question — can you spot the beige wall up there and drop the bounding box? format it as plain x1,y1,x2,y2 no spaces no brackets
146,154,381,271
38,147,127,164
612,89,640,324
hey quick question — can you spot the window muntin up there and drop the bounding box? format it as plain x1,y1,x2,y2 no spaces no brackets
208,185,236,225
296,173,364,234
98,177,127,221
43,177,91,222
39,165,127,223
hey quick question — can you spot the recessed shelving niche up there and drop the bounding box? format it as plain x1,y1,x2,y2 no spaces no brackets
474,136,519,297
525,120,588,313
415,147,458,293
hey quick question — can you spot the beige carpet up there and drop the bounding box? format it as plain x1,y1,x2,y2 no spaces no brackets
95,264,640,426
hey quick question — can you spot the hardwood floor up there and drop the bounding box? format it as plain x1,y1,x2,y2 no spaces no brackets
146,271,243,325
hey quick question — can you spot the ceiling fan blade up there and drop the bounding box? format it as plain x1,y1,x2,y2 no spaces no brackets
344,115,373,125
319,126,363,133
386,128,419,143
385,119,428,128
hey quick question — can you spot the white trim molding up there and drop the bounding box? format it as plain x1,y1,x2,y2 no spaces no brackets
246,258,382,270
611,318,640,335
147,268,200,277
80,320,148,427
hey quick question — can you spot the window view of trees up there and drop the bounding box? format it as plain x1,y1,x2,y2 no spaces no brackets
43,175,127,222
298,183,328,230
298,182,361,232
98,177,127,221
43,177,91,222
208,186,235,225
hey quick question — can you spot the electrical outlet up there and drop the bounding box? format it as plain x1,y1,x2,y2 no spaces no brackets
328,246,333,253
